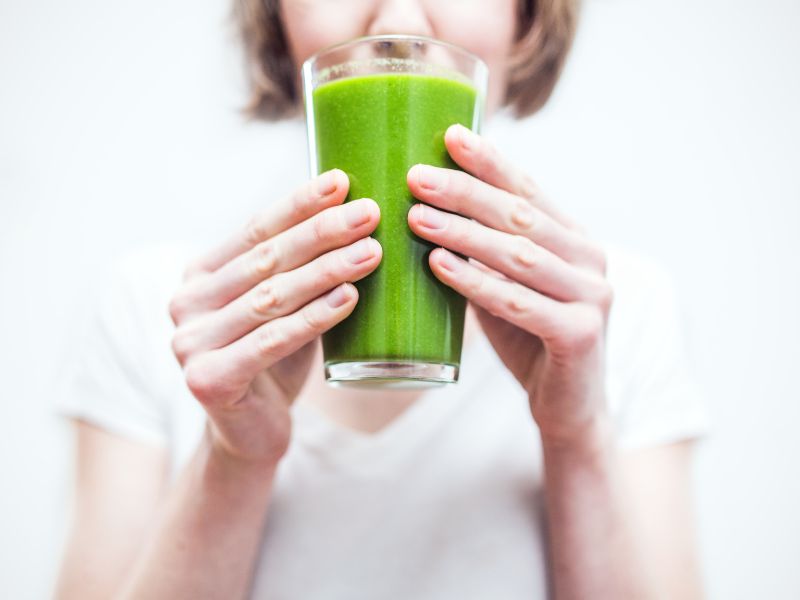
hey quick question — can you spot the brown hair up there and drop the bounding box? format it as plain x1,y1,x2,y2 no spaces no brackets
234,0,580,121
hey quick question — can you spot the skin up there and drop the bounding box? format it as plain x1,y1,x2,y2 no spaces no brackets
281,0,516,113
55,1,704,599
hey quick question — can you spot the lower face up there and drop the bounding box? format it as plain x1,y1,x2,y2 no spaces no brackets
279,0,518,114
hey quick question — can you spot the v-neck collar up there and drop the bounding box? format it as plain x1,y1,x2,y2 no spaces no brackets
290,334,495,474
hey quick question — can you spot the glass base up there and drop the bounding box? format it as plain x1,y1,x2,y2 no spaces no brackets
325,361,459,389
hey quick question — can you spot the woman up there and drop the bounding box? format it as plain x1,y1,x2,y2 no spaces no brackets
56,1,708,598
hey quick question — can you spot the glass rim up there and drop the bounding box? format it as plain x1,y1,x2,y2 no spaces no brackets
302,34,487,74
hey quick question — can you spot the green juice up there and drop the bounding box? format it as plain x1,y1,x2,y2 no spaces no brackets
313,73,478,375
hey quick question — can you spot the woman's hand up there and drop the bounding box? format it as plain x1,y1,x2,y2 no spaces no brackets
168,170,381,467
407,125,613,444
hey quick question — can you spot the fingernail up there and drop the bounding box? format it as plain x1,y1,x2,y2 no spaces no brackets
345,237,377,264
316,170,338,197
344,200,372,228
416,165,446,191
416,204,448,229
326,284,351,308
436,249,461,273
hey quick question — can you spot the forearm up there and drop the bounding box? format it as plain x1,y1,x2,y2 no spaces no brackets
541,417,655,600
119,430,277,600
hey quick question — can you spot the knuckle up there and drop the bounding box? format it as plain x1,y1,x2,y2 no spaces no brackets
311,211,329,244
301,303,326,333
573,223,590,237
465,267,487,300
251,279,281,318
579,238,607,273
484,151,502,181
591,243,608,274
450,217,471,248
510,199,536,232
250,241,278,279
457,172,476,204
502,285,530,317
181,259,204,282
511,235,537,269
170,327,194,366
184,361,220,406
244,212,269,247
519,174,540,201
563,308,604,355
168,293,189,324
596,280,614,314
291,183,315,219
486,299,503,318
256,325,288,361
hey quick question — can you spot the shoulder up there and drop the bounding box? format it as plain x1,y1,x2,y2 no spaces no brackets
60,241,203,446
602,241,684,345
600,242,708,446
111,241,200,300
603,242,677,308
100,241,200,326
96,240,202,383
600,241,686,389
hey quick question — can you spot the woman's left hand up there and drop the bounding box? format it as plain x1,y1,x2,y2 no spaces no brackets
407,124,614,444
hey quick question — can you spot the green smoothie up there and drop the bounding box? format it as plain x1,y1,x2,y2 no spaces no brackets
313,72,478,376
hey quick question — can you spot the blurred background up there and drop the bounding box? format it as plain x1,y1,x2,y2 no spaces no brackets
1,0,798,598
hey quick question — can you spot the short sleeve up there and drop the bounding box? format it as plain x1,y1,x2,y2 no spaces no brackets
605,246,710,450
57,249,179,446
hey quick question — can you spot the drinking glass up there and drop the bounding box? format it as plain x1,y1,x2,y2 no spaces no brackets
302,35,488,387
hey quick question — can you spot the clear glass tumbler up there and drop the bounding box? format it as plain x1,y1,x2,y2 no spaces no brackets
302,35,488,387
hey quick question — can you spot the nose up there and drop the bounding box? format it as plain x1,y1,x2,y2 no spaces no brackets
367,0,434,39
374,38,426,59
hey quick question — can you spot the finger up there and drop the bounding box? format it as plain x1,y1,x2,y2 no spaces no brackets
427,248,603,355
183,283,358,408
408,203,603,303
172,238,381,360
443,124,582,231
171,198,380,319
470,257,512,282
407,164,598,268
187,169,350,277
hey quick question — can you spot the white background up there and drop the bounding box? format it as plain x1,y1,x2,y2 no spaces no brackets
1,0,799,598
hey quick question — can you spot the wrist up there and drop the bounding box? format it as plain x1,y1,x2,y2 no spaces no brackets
201,426,281,487
539,413,615,461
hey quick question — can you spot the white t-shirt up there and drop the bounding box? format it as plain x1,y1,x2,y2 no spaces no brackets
59,241,708,600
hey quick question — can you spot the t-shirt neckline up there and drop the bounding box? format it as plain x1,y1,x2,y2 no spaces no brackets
289,334,494,472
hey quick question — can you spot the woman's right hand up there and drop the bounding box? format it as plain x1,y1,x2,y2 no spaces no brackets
168,169,381,468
